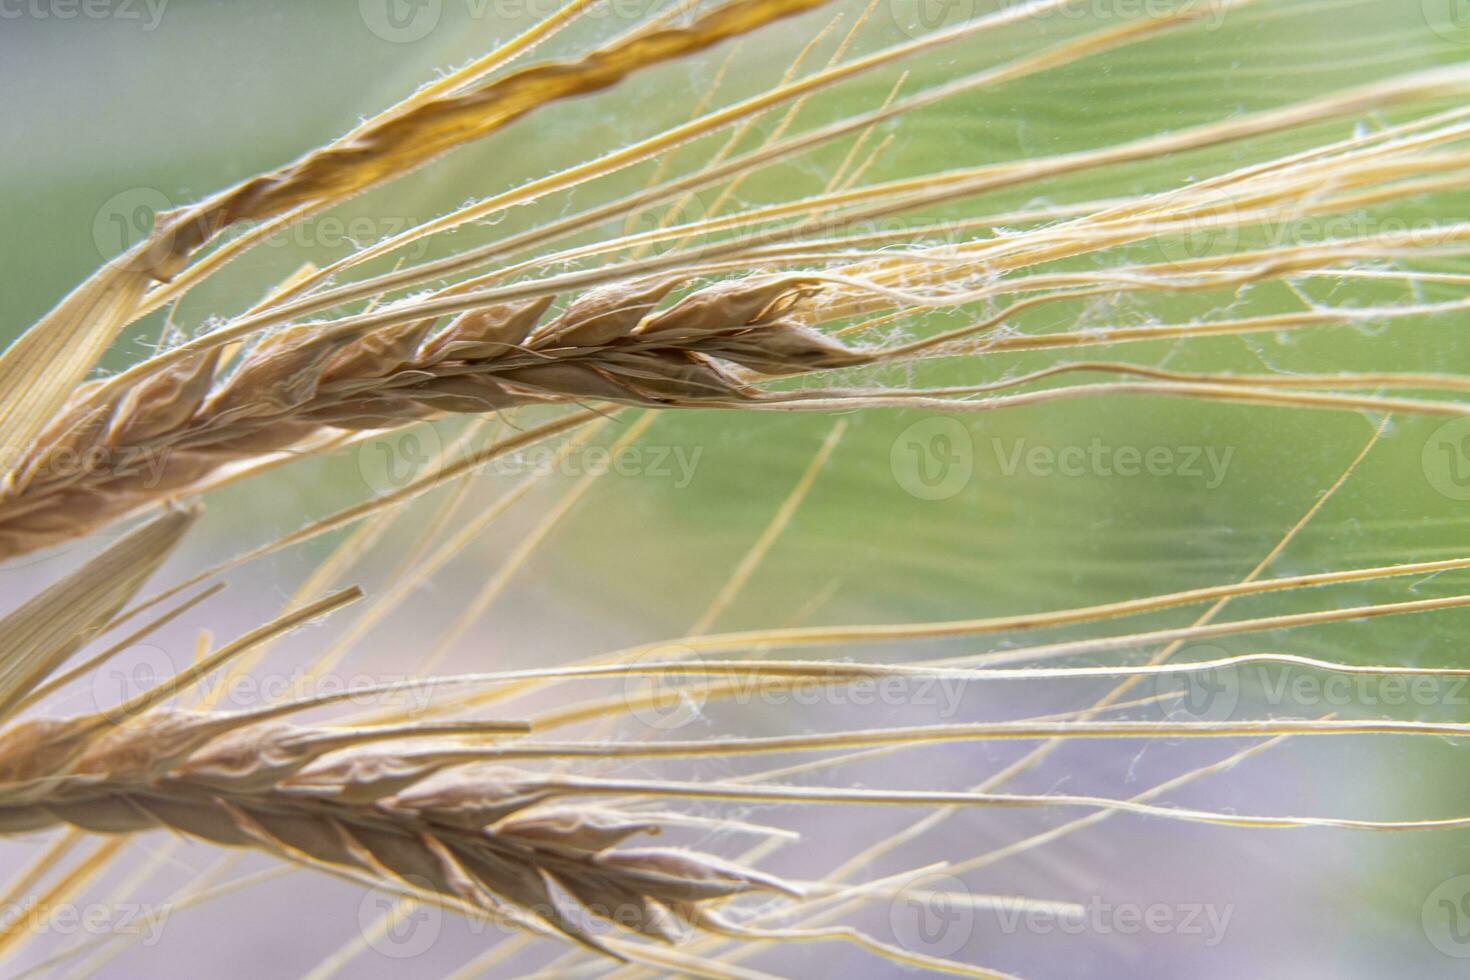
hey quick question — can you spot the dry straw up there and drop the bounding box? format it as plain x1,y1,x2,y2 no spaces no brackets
0,706,799,956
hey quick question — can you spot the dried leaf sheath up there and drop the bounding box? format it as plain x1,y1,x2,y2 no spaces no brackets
0,710,797,954
0,276,867,560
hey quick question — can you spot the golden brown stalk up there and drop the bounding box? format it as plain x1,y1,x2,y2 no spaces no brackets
0,0,836,472
0,275,867,561
0,708,798,956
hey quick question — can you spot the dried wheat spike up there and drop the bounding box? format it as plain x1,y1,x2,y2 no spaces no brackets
0,274,868,560
0,708,798,954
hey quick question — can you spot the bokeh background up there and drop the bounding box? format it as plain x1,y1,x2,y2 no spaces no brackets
4,0,1470,976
